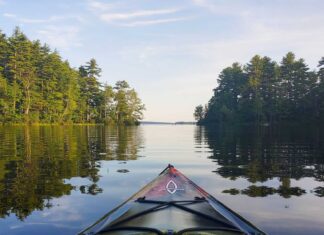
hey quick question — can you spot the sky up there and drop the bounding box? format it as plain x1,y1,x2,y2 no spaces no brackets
1,0,324,122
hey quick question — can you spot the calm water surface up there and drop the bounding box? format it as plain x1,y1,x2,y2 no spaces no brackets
0,124,324,235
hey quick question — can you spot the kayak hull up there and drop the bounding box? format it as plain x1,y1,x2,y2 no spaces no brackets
80,165,265,235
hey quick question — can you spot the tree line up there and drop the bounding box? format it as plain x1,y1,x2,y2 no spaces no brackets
0,27,145,125
194,53,324,125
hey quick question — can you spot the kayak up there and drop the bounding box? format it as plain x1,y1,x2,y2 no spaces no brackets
79,164,265,235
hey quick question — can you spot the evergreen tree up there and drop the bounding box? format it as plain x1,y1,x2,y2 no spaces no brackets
6,27,27,120
279,52,314,120
205,63,245,123
259,57,279,124
114,81,131,125
79,59,101,122
242,55,264,123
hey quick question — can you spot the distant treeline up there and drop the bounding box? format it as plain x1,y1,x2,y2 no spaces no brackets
0,27,145,125
195,53,324,125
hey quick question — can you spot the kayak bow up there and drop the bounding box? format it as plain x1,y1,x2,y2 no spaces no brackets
80,164,265,235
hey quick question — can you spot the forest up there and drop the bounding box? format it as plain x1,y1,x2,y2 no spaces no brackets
0,27,145,125
195,53,324,125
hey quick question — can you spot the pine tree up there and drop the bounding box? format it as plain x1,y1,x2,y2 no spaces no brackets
114,81,130,125
7,27,26,120
259,57,278,124
6,27,37,121
79,59,102,122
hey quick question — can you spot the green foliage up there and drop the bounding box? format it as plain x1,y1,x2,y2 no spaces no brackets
78,58,102,122
109,81,145,125
194,105,204,121
0,27,145,125
197,53,323,125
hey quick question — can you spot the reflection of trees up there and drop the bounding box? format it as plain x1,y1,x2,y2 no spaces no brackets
0,125,143,220
223,185,306,198
80,184,103,195
196,125,324,198
313,187,324,197
102,126,144,160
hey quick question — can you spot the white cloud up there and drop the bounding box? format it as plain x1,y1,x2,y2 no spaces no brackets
21,15,84,24
189,0,324,67
37,25,82,50
40,197,83,223
191,0,251,16
3,13,16,18
88,0,186,27
3,13,85,50
88,0,115,11
126,18,324,67
87,0,117,12
117,17,188,27
3,12,85,51
191,0,217,12
100,8,179,22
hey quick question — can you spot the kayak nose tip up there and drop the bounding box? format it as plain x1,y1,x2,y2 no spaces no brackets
159,164,175,175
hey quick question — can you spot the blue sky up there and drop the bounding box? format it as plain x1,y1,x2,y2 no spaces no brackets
1,0,324,122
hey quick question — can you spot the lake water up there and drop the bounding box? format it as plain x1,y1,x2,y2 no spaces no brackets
0,124,323,235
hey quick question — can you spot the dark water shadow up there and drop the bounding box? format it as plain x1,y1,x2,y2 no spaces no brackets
195,124,324,198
